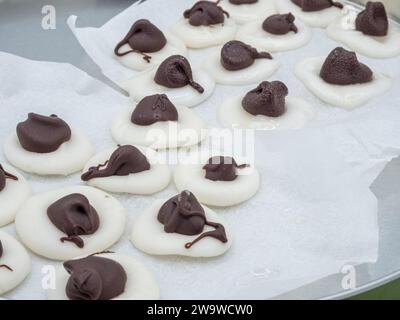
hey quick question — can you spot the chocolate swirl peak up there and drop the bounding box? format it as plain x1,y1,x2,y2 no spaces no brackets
263,13,298,35
47,194,100,248
242,81,288,117
64,255,127,300
221,40,272,71
0,164,18,192
203,156,248,181
114,19,167,63
183,1,229,26
158,191,228,249
320,47,373,85
291,0,343,12
16,113,71,153
356,1,388,36
81,145,150,181
154,55,204,93
131,94,178,126
229,0,258,4
0,240,13,271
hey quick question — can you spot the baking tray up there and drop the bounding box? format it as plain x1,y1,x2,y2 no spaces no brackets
0,0,399,300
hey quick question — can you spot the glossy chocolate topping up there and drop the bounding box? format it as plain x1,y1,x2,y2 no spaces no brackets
81,145,150,181
0,164,18,192
203,156,248,181
47,194,100,248
229,0,258,4
131,94,178,126
114,19,167,63
291,0,343,12
16,113,71,153
220,40,272,71
154,55,204,93
183,1,229,26
262,13,298,35
0,240,13,271
64,255,127,300
242,81,288,117
355,1,388,36
158,191,228,249
320,47,373,85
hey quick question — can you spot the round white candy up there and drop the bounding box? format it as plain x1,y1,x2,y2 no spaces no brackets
15,186,126,261
0,230,31,295
219,0,277,24
47,253,160,300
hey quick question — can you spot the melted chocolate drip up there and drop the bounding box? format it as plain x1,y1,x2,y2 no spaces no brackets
320,47,373,85
355,1,388,36
0,240,13,271
114,19,167,63
158,191,228,249
291,0,343,12
154,55,204,93
131,94,178,126
64,255,127,300
229,0,258,4
47,193,100,248
0,164,18,192
242,81,288,117
81,145,150,181
263,13,298,35
220,40,272,71
203,156,248,181
16,113,71,153
183,1,229,26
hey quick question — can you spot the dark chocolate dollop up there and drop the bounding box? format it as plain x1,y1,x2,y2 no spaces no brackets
64,255,127,300
0,164,18,192
242,81,288,117
158,190,228,249
220,40,272,71
183,1,229,26
131,94,178,126
291,0,343,12
81,145,150,181
154,55,204,93
47,194,100,248
355,1,388,36
114,19,167,62
0,240,13,271
203,156,248,181
16,113,71,153
229,0,258,4
320,47,373,85
262,13,298,35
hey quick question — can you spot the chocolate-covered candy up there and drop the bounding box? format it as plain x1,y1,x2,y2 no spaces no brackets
154,55,204,93
114,19,167,62
355,1,388,36
220,40,272,71
0,164,18,192
242,81,288,117
320,47,373,85
229,0,258,4
131,94,178,126
47,193,100,248
16,113,71,153
158,190,228,249
183,1,229,26
291,0,343,12
81,145,150,181
64,255,127,300
262,13,298,35
0,240,13,271
203,156,248,181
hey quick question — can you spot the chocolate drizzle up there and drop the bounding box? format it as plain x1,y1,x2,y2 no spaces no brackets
220,40,272,71
0,164,18,192
320,47,373,85
158,191,228,249
81,145,150,181
355,1,388,36
229,0,258,4
291,0,343,12
263,13,298,35
0,240,13,271
184,1,229,26
16,113,71,153
64,255,127,300
131,94,178,126
154,55,204,93
47,194,100,248
114,19,167,63
203,156,248,181
242,81,288,117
